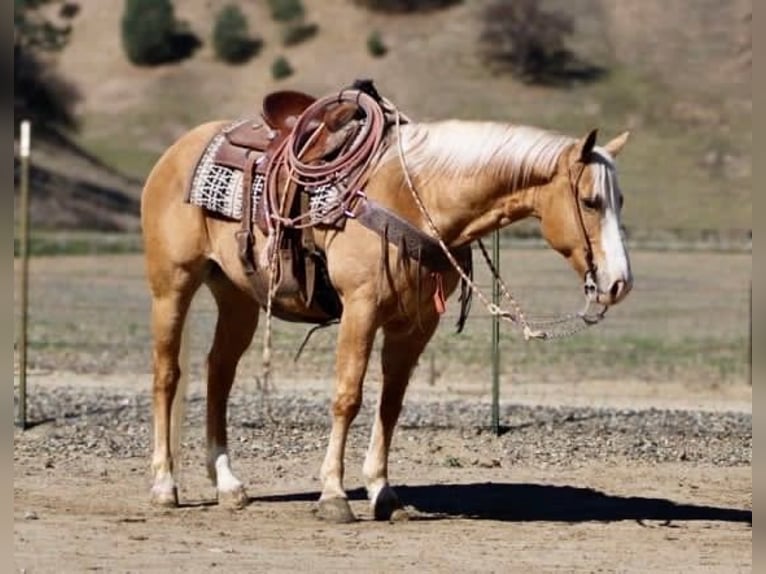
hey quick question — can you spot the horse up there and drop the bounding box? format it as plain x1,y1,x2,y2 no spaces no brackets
140,91,633,523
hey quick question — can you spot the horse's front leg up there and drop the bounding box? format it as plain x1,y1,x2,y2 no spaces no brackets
363,314,439,521
317,298,378,523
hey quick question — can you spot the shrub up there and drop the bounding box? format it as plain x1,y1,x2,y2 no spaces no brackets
281,21,318,46
14,43,80,133
480,0,579,84
366,30,387,57
213,3,260,63
121,0,177,65
271,56,294,80
14,0,81,132
267,0,304,22
352,0,461,13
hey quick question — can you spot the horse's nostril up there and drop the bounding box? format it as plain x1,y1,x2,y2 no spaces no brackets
610,280,624,300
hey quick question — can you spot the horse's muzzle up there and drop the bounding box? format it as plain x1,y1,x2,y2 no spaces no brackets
599,279,631,306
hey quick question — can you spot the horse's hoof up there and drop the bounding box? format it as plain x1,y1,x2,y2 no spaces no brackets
372,485,403,521
316,498,357,523
390,508,411,522
150,486,179,508
218,486,249,510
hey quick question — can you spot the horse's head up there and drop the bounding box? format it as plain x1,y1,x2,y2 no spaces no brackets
537,129,633,307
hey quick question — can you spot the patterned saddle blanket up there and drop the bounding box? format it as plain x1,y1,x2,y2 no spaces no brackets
188,119,342,225
188,120,264,221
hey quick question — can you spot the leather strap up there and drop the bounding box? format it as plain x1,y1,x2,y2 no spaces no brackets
355,198,473,332
235,152,259,274
355,199,471,272
300,190,317,308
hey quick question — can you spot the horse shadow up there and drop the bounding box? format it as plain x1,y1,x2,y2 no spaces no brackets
250,482,752,525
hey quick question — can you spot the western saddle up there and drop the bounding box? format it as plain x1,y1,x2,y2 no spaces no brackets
205,81,473,329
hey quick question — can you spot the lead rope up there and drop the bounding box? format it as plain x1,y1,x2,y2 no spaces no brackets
257,89,393,412
391,110,607,341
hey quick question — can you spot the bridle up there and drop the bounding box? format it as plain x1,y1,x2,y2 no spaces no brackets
392,112,609,340
567,159,600,303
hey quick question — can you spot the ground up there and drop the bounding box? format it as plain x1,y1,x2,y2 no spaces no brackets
13,251,751,572
13,374,751,574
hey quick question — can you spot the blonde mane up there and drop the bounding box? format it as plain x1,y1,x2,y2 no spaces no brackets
383,120,575,190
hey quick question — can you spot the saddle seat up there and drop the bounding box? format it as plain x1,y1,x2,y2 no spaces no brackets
212,90,317,171
262,90,317,131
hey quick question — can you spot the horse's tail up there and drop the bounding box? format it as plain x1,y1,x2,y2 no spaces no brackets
170,324,190,478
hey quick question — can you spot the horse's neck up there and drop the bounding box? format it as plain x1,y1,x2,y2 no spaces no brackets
410,164,543,247
383,121,566,246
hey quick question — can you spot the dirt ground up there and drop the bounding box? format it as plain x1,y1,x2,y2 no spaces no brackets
13,250,751,572
13,374,752,574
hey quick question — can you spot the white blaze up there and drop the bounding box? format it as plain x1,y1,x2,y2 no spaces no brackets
593,149,632,289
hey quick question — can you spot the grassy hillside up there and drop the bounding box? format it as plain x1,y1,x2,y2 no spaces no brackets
31,0,751,240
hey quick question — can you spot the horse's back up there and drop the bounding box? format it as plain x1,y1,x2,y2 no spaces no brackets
142,120,229,209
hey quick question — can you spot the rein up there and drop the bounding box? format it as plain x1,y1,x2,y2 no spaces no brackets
390,111,608,341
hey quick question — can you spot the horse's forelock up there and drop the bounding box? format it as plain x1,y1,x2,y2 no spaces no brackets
590,147,620,209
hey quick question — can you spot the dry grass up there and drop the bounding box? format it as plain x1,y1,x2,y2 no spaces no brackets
14,248,751,392
45,0,751,237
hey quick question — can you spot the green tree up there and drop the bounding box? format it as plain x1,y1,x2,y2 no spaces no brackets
14,0,80,132
121,0,184,65
14,0,74,51
267,0,304,22
213,4,260,64
366,30,387,57
271,56,294,80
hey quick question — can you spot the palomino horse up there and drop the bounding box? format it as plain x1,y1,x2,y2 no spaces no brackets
141,92,633,522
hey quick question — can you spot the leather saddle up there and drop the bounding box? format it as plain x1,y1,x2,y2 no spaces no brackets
198,84,474,330
209,90,362,323
212,91,316,173
213,90,359,175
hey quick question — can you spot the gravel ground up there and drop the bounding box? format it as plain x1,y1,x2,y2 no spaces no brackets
14,381,752,573
13,384,752,469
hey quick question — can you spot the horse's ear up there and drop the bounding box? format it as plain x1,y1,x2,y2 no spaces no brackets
603,131,630,158
574,129,598,162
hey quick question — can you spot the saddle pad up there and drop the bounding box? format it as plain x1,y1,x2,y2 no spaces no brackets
187,120,342,224
187,121,264,221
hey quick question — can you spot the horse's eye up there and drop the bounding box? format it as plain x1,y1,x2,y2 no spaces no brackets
581,196,602,211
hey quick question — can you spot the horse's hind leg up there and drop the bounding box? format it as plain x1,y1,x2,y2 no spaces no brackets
363,315,439,521
205,271,259,509
149,267,204,507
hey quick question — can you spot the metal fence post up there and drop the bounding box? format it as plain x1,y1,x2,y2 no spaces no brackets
16,120,32,430
491,230,501,435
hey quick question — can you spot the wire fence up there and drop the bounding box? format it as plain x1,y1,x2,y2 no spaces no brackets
13,247,752,403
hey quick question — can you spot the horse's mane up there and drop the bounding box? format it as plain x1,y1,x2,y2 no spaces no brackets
383,120,575,191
